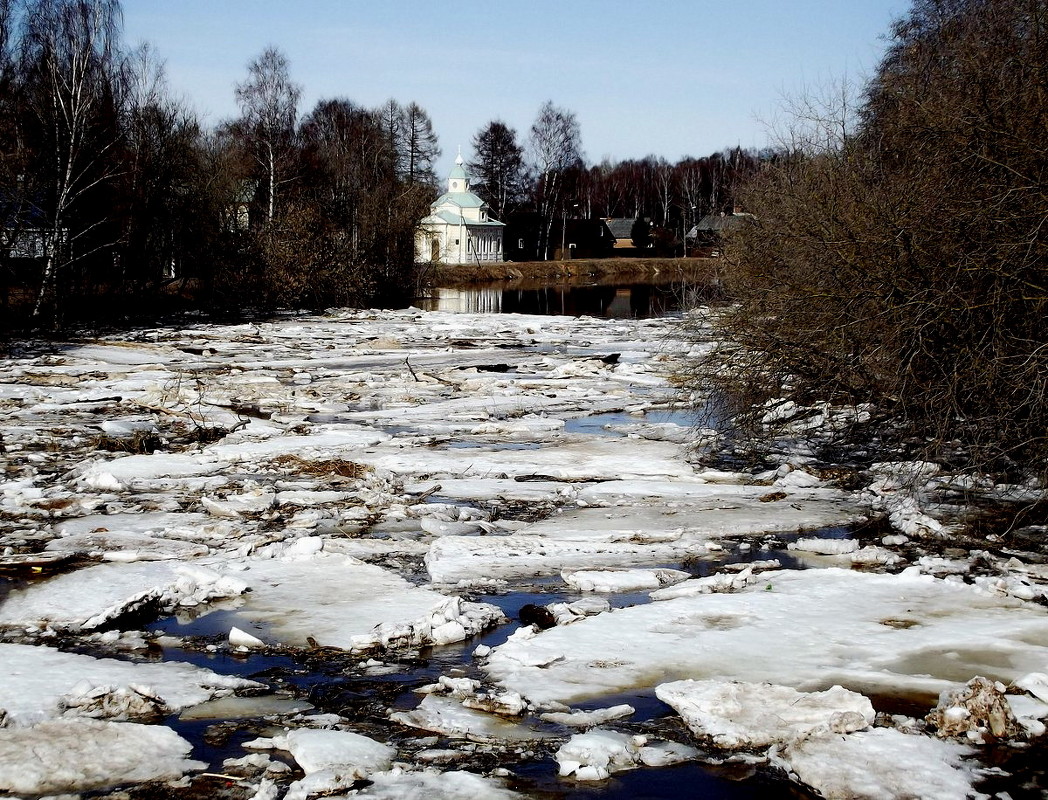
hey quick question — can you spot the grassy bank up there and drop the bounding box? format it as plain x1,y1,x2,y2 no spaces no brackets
426,257,719,288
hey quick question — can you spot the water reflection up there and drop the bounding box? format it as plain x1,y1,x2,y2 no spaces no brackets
419,283,690,319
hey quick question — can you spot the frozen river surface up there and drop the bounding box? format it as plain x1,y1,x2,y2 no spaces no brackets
1,308,1046,799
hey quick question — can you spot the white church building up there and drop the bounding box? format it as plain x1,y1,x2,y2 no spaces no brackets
416,153,505,265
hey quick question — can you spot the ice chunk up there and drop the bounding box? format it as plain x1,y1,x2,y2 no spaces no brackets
787,537,859,555
540,704,635,727
45,530,209,560
280,727,395,776
230,626,266,649
777,728,983,800
927,676,1022,742
346,768,523,799
562,568,691,593
0,561,247,631
0,643,258,726
656,680,874,748
555,729,697,780
231,552,503,650
0,719,203,794
485,568,1048,706
390,695,550,743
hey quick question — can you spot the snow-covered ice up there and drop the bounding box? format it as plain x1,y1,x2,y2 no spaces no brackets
0,642,258,725
555,729,698,781
656,680,875,748
226,547,504,650
2,307,1047,799
484,568,1048,706
774,728,984,800
390,694,552,743
339,768,524,799
563,568,691,593
0,561,248,631
0,718,203,794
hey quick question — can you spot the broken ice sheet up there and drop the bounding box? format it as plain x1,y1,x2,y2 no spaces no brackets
774,727,985,800
426,495,864,585
656,680,875,748
227,545,503,650
251,727,397,798
555,729,698,781
0,560,248,631
335,767,524,799
562,568,691,593
390,695,552,743
484,568,1048,707
0,718,203,795
0,642,258,726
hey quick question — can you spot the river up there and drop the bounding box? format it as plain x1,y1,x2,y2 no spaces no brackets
0,299,1044,799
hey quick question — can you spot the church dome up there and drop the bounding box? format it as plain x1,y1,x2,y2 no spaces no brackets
448,152,468,184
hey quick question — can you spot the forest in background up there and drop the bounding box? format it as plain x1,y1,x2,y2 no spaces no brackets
0,0,758,330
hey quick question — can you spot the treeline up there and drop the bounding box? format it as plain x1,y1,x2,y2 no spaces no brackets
0,0,436,328
691,0,1048,481
0,0,759,329
469,108,760,260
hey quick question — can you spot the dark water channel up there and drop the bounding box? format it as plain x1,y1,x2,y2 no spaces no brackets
417,281,699,319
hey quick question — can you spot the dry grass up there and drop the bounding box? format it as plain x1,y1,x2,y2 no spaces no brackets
267,455,371,479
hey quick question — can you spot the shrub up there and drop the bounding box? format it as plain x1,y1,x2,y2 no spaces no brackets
685,0,1048,479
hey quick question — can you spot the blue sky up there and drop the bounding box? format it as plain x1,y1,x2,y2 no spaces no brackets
122,1,909,176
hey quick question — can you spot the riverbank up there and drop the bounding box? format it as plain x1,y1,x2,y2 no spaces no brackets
427,257,719,288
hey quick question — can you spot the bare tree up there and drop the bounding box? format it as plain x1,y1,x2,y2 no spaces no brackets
235,46,300,224
527,100,583,259
300,98,391,247
120,42,202,287
20,0,124,321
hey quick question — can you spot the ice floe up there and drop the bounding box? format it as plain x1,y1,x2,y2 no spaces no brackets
484,568,1048,706
226,545,504,650
656,680,875,748
0,642,258,725
0,718,203,794
555,729,698,781
773,728,985,800
0,561,248,631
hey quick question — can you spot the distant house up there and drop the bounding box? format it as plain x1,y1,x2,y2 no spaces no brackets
687,211,753,251
553,218,616,259
603,218,635,249
228,180,258,232
503,212,541,262
1,195,68,267
416,154,505,265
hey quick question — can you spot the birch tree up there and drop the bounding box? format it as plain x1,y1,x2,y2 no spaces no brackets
235,46,300,225
20,0,124,321
527,100,582,259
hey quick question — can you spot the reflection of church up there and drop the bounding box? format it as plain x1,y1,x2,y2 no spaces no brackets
416,153,505,265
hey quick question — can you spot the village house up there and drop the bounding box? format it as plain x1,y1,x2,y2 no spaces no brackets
416,154,505,265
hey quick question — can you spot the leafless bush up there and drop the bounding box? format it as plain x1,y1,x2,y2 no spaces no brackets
683,0,1048,481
